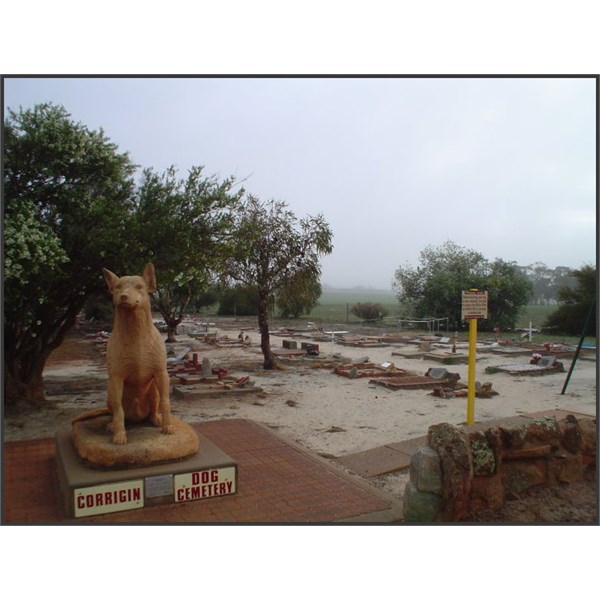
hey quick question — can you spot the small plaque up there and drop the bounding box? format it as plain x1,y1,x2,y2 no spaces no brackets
145,474,173,498
74,480,144,518
174,466,236,503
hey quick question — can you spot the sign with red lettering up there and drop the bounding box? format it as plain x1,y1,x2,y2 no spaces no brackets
174,466,236,503
461,290,488,320
74,480,144,518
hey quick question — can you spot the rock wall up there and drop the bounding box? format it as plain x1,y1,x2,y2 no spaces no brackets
403,415,596,522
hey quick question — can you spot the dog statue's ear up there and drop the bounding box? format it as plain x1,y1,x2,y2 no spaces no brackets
143,263,157,293
102,268,119,291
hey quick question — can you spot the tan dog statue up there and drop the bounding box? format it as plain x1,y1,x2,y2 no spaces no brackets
74,263,175,445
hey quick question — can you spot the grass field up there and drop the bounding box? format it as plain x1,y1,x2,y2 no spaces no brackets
199,289,595,345
302,290,595,345
307,289,398,323
308,289,556,326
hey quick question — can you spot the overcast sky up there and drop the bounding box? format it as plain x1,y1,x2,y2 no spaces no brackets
3,76,596,288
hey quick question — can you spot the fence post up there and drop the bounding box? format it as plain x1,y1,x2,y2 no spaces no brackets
561,298,596,395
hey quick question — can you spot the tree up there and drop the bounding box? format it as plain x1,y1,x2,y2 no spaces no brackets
485,258,534,331
224,197,333,369
275,270,322,318
132,166,243,342
544,265,596,335
217,285,261,316
393,241,532,330
4,103,137,405
192,289,219,313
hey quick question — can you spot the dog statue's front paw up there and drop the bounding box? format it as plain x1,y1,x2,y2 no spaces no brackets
162,424,175,435
112,431,127,444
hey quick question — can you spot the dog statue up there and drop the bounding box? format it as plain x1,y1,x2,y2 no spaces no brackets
73,263,175,444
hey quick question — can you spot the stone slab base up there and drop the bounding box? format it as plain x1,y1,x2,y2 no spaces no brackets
71,416,200,469
391,351,424,359
55,428,237,519
423,352,470,364
173,384,263,400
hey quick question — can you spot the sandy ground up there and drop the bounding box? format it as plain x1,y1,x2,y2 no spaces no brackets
3,319,597,501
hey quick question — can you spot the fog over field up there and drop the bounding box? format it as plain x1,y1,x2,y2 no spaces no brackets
4,77,596,289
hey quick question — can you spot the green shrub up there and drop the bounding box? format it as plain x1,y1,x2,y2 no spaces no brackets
350,302,389,321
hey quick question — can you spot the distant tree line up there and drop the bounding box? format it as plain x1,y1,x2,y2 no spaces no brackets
543,265,596,336
516,262,577,305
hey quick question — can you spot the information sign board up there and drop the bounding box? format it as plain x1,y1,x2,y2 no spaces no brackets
461,290,488,320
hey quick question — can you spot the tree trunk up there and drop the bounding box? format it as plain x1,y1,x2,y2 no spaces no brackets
4,301,82,408
154,287,189,344
258,294,276,370
165,319,179,343
4,350,51,407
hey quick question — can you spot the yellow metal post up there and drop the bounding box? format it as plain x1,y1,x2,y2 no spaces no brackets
467,318,477,425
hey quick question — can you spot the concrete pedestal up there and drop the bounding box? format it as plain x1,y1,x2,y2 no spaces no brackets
55,428,237,519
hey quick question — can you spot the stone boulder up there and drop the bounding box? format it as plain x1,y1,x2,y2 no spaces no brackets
410,447,443,494
578,418,597,457
503,459,546,496
403,481,442,522
499,422,528,449
558,415,583,454
524,417,561,448
427,423,473,521
547,451,585,485
469,472,504,514
468,430,497,476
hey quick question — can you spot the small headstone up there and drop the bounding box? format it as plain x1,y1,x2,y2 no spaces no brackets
201,357,212,377
426,367,449,379
538,355,555,367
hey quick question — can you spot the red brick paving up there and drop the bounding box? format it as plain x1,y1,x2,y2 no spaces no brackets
2,419,400,524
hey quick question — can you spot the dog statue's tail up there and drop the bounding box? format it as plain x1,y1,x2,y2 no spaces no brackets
71,407,111,424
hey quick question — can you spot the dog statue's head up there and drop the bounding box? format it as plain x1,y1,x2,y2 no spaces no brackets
102,263,157,310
